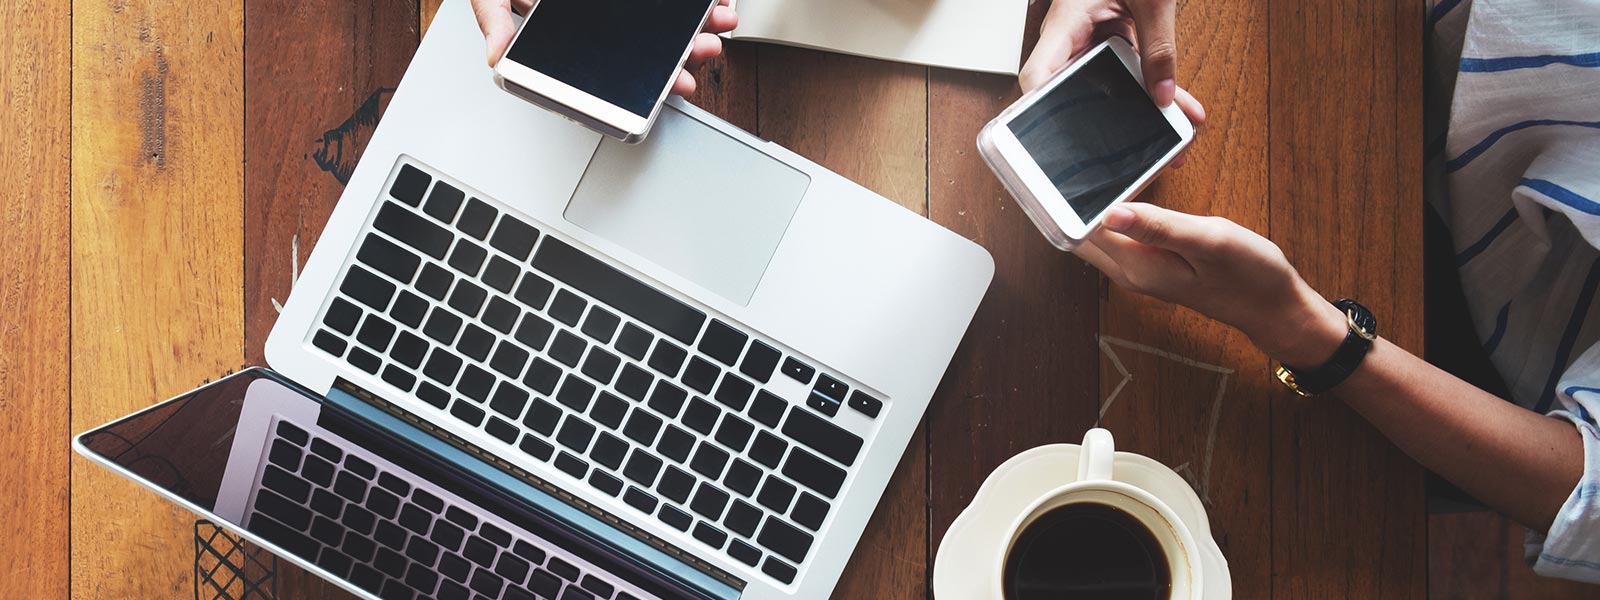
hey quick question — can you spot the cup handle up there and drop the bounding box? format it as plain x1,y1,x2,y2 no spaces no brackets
1077,428,1115,482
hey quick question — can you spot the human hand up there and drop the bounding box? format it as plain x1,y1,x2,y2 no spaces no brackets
1076,203,1348,367
472,0,738,96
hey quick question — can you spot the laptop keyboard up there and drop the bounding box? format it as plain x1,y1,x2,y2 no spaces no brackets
307,159,887,585
247,418,650,600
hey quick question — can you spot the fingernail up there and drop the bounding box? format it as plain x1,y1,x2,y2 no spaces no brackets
1104,206,1136,231
1152,79,1176,107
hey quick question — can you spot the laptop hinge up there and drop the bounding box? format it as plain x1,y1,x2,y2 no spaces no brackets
320,378,744,600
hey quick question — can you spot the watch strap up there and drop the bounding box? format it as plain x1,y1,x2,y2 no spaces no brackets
1277,299,1376,396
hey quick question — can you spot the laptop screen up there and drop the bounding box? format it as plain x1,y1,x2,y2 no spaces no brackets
75,369,739,600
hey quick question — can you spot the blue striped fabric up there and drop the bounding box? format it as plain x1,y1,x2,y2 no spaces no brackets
1460,51,1600,72
1524,178,1600,216
1455,207,1519,266
1445,120,1600,173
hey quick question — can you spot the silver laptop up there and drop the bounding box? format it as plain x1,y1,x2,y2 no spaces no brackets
74,0,993,598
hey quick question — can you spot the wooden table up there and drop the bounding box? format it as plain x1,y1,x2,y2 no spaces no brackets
3,0,1430,596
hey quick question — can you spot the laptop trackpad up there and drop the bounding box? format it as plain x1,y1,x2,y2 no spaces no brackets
564,110,811,306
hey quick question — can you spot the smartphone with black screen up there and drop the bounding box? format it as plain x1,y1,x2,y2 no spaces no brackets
494,0,717,143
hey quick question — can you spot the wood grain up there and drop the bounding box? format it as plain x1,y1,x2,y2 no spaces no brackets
1096,0,1272,595
69,0,245,595
243,0,419,596
1268,0,1427,595
0,0,71,595
1429,511,1599,599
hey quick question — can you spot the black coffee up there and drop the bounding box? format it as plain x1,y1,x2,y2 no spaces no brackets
1003,502,1171,600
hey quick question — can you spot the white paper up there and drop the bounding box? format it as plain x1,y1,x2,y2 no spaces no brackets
728,0,1028,75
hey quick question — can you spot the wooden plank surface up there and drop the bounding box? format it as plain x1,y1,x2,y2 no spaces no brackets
1429,512,1598,599
0,0,71,596
68,0,245,596
1268,0,1427,595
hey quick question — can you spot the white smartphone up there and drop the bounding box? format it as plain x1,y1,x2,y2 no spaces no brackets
978,37,1195,251
494,0,718,143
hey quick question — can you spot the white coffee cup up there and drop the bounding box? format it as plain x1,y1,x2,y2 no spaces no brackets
991,428,1202,599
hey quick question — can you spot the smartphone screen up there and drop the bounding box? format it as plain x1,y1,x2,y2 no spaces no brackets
1007,46,1182,222
505,0,715,118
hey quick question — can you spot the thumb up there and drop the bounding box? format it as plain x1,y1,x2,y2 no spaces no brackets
1125,0,1177,107
1101,203,1214,253
474,0,518,66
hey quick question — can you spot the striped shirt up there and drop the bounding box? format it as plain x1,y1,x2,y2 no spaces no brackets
1428,0,1600,584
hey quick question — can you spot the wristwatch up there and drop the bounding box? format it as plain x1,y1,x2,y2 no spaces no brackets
1273,298,1377,397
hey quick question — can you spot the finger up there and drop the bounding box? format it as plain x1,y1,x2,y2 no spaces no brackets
686,32,723,70
1019,0,1098,93
1170,152,1188,169
510,0,533,14
473,0,518,66
1125,0,1177,106
1089,226,1197,284
1073,240,1128,285
672,70,698,97
1174,86,1206,127
707,2,738,34
1100,202,1221,255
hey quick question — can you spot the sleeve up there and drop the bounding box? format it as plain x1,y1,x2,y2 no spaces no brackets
1525,347,1600,583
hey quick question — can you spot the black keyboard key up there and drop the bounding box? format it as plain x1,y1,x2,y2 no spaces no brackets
350,563,385,594
358,235,421,283
557,418,597,453
749,392,786,430
690,443,730,480
561,586,597,600
647,382,688,418
725,500,762,538
757,477,796,513
693,522,728,549
450,399,487,426
309,488,342,518
529,571,564,598
391,291,429,329
456,364,494,402
622,450,663,486
490,341,531,379
615,363,654,401
480,523,513,547
623,410,663,446
261,465,311,503
437,552,472,583
252,488,312,530
486,416,520,444
807,391,840,417
682,357,719,394
724,459,762,497
333,472,368,503
415,262,453,300
624,486,660,513
368,489,401,520
405,535,441,566
374,519,407,548
391,331,429,368
581,307,621,344
617,323,654,361
267,439,302,470
469,568,506,597
423,350,464,386
423,180,465,222
357,317,397,352
521,360,559,398
848,390,884,418
422,307,463,345
519,434,555,461
457,198,498,241
250,513,319,562
490,385,531,420
780,358,815,384
813,373,848,402
443,505,478,530
448,280,489,317
589,470,624,496
416,381,450,409
762,557,798,584
550,330,587,368
715,416,755,453
341,265,396,312
341,504,376,536
698,320,747,366
739,340,781,384
783,406,864,466
549,289,587,327
524,398,563,436
377,472,411,495
375,548,409,579
344,455,376,480
514,313,555,351
690,483,730,520
463,536,497,567
591,431,629,469
312,330,347,357
276,421,310,445
791,492,829,531
512,539,546,564
494,553,533,585
374,202,452,260
342,529,377,561
713,374,754,412
658,505,693,531
682,398,721,436
657,466,695,504
448,238,489,278
302,455,335,487
728,539,761,567
648,341,688,378
783,447,846,498
481,296,519,333
555,451,589,478
533,238,708,344
758,516,815,564
556,375,596,411
398,504,432,534
580,575,616,599
657,425,695,463
582,348,621,384
324,298,363,334
404,563,440,594
390,164,431,206
548,556,581,580
514,272,555,310
348,347,381,374
592,392,628,430
489,216,540,260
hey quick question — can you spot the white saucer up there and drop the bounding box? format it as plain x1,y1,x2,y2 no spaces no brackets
933,444,1232,599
